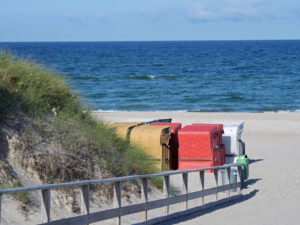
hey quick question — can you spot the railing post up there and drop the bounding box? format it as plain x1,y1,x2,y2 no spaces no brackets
141,178,148,222
81,184,90,216
199,171,205,205
213,169,218,200
237,165,243,193
0,194,2,225
41,189,51,223
227,167,231,197
114,181,122,225
182,173,188,210
163,175,170,215
241,165,245,187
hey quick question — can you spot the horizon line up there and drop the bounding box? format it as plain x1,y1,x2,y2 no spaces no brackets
1,38,300,43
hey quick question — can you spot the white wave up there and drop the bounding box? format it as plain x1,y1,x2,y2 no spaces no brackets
263,110,300,113
129,75,156,79
93,109,188,113
93,109,122,113
94,109,300,113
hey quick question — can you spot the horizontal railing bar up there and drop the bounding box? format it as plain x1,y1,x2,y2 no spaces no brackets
0,163,242,195
40,182,241,225
187,183,240,201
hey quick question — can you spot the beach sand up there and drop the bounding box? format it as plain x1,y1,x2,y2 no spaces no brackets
92,111,300,225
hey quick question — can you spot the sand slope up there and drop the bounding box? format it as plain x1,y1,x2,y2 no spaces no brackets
93,112,300,225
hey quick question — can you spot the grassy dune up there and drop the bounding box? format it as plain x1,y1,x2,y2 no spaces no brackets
0,52,159,189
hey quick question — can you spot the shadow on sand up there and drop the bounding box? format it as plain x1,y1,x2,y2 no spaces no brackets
157,189,259,225
243,178,261,189
249,158,264,164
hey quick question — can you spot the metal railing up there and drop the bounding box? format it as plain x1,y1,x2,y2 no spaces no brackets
0,163,244,225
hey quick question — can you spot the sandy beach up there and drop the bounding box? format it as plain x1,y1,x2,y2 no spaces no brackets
92,111,300,225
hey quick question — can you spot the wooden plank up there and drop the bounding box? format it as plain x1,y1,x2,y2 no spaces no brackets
163,175,170,215
199,171,205,205
213,169,218,200
182,173,188,210
227,167,231,197
41,189,51,223
114,181,122,225
80,185,90,215
141,178,148,222
0,163,243,195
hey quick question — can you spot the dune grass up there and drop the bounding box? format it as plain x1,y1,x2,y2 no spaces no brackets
0,52,160,186
0,180,31,205
0,52,80,117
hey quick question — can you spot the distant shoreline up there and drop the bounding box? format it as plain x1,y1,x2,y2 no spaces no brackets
1,39,300,43
91,111,300,127
93,110,300,114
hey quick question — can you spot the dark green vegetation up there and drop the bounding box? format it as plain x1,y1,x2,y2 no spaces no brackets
0,52,160,196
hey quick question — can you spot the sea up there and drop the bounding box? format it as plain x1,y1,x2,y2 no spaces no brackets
1,40,300,112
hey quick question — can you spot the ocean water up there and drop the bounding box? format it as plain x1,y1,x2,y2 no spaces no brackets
1,40,300,112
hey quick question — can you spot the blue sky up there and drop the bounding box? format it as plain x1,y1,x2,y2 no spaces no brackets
0,0,300,41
